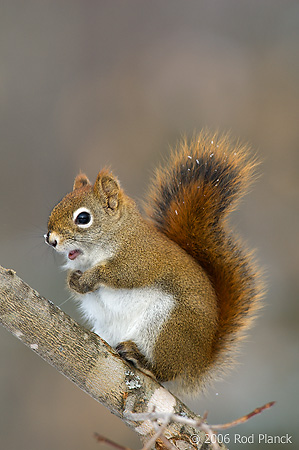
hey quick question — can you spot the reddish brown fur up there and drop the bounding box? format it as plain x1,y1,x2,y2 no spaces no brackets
145,131,263,378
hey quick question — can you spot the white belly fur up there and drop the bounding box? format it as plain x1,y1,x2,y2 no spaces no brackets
76,286,175,363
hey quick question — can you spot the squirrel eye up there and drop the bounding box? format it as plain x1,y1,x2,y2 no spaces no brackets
76,212,90,224
73,208,93,228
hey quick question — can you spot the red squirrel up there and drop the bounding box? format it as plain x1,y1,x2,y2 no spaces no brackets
45,131,262,393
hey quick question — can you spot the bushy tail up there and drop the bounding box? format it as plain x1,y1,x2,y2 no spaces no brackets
145,131,263,373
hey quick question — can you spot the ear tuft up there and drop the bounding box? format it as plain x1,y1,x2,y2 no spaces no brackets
73,173,91,191
94,170,121,212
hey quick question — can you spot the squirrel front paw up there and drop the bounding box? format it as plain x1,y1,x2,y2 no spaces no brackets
68,270,91,294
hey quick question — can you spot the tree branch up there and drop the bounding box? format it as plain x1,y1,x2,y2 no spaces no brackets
0,265,225,450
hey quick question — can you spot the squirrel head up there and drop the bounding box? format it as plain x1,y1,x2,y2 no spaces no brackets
46,169,127,270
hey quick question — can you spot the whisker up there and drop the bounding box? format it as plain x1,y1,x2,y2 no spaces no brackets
58,295,73,308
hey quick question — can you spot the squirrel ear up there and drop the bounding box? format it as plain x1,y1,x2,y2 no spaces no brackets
73,173,91,191
93,170,121,212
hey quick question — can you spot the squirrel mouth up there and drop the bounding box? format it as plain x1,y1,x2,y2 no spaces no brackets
68,249,82,260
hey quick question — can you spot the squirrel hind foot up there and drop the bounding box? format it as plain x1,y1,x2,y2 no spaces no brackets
116,340,157,380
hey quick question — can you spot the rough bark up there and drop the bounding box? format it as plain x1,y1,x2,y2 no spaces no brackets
0,265,225,450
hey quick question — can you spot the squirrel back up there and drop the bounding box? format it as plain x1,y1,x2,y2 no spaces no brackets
145,131,263,378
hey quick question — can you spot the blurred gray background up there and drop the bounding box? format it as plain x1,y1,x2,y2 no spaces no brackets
0,1,298,449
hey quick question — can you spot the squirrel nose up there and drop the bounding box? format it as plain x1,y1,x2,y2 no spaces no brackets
45,231,57,248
